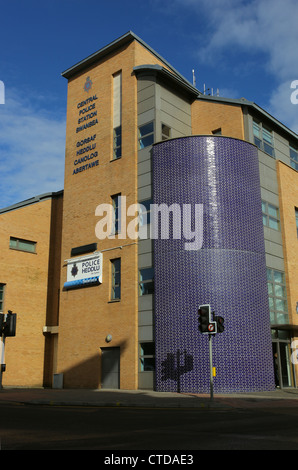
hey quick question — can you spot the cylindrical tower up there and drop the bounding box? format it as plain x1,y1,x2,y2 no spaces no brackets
152,136,275,393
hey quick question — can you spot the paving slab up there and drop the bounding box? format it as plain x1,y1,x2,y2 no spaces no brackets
0,387,297,409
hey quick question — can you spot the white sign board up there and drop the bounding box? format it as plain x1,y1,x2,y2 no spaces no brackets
64,252,103,289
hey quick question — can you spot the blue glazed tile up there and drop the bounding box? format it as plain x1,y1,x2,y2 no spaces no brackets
152,136,275,393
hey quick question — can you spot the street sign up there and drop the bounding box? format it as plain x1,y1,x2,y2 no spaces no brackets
208,323,217,334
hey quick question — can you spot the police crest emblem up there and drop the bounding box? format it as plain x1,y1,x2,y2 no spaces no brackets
84,76,92,92
71,264,78,277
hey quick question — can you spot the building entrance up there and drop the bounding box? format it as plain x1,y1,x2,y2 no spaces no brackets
101,347,120,389
272,330,296,388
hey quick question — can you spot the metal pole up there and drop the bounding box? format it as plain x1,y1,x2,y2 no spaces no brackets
209,334,213,401
0,334,5,390
176,349,181,394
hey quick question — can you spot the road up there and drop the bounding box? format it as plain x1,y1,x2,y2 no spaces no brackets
0,402,298,451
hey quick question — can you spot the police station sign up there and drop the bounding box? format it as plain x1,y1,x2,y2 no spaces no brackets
72,78,99,176
64,252,103,289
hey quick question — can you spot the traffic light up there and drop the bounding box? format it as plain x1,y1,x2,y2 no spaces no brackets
198,305,210,333
1,311,17,337
215,315,225,333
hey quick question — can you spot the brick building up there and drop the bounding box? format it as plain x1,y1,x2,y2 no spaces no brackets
0,32,297,391
0,191,62,386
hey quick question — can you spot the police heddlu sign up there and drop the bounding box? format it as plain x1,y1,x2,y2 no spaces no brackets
64,252,103,289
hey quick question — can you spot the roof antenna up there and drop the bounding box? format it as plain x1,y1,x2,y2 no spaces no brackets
204,84,211,95
192,69,196,87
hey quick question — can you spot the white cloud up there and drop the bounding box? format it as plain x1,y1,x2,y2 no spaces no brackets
269,80,298,134
175,0,298,132
198,0,298,78
0,89,65,208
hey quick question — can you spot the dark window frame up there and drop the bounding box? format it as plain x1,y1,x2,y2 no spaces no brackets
111,258,121,300
138,121,154,149
111,193,121,235
139,342,155,372
9,236,36,253
253,120,275,158
113,125,122,160
139,267,154,296
262,200,280,231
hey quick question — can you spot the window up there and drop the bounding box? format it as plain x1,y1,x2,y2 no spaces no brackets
290,146,298,171
295,207,298,237
139,342,155,371
113,126,122,159
111,194,121,234
9,237,36,253
0,284,5,312
212,128,222,135
267,269,288,325
139,267,154,295
253,120,275,157
272,331,295,388
161,124,171,141
111,258,121,300
262,201,280,230
253,120,262,148
262,127,275,156
113,71,122,159
138,121,154,149
138,199,152,239
139,199,152,226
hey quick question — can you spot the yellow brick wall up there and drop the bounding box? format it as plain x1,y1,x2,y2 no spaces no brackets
43,194,63,387
276,161,298,381
133,40,174,71
0,199,54,386
276,161,298,326
57,41,141,389
191,100,245,139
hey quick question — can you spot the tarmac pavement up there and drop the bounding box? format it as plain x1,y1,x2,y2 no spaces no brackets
0,387,298,409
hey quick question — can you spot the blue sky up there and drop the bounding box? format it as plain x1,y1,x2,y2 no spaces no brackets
0,0,298,208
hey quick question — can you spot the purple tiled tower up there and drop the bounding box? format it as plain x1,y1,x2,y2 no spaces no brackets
152,136,275,393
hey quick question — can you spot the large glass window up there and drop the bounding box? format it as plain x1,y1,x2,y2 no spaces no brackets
267,269,288,325
113,71,122,160
290,146,298,171
295,207,298,238
138,121,154,149
113,125,122,160
138,199,152,240
139,267,154,295
139,342,155,371
139,199,152,226
262,127,274,156
111,258,121,300
111,193,121,234
272,331,296,388
262,201,280,230
253,120,275,157
9,237,36,253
